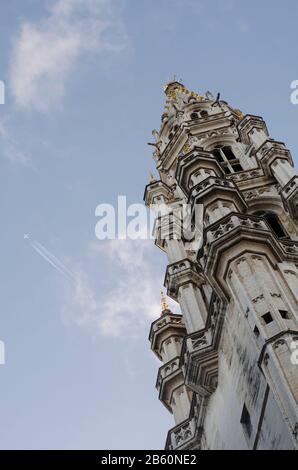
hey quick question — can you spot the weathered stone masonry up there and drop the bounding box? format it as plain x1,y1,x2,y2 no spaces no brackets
145,81,298,450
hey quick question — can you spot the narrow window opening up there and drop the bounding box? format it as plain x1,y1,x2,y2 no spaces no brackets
262,312,273,324
222,146,236,161
255,211,287,239
240,403,252,437
265,213,287,238
231,163,243,172
279,310,290,320
212,148,224,162
253,325,260,337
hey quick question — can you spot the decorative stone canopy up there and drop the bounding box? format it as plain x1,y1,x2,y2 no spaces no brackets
175,147,225,194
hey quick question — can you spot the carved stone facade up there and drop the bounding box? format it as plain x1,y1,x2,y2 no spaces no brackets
145,81,298,450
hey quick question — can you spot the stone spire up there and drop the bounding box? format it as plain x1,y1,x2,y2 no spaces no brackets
145,81,298,450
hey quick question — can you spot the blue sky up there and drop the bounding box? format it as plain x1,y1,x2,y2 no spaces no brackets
0,0,298,450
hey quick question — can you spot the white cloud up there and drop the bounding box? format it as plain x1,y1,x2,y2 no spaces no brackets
62,238,179,339
10,0,128,111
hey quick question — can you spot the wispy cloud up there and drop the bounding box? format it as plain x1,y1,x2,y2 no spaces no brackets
10,0,128,111
62,238,179,339
25,231,174,339
0,119,31,165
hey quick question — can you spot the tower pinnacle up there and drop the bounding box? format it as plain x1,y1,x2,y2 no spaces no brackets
163,76,184,96
160,291,169,314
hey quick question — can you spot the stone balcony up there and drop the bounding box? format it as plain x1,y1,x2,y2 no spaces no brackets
156,357,184,410
205,213,267,246
190,176,235,198
185,329,213,354
189,176,247,216
202,213,298,262
175,148,224,194
156,357,180,387
164,258,204,300
165,417,197,450
201,212,298,298
226,167,264,184
150,313,183,337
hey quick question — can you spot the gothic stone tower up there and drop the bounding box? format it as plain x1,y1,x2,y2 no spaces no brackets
144,81,298,450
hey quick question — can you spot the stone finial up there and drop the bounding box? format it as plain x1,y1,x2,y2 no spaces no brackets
161,291,170,313
149,172,157,183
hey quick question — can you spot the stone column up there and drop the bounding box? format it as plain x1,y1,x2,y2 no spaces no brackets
177,284,207,332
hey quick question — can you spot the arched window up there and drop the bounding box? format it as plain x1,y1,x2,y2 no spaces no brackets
190,110,208,120
190,112,199,120
212,145,243,174
212,148,224,162
222,146,236,161
255,211,288,238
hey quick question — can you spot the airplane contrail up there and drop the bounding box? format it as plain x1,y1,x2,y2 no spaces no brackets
32,240,76,280
25,235,76,282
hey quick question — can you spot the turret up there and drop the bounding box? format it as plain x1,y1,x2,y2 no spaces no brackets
149,294,191,424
